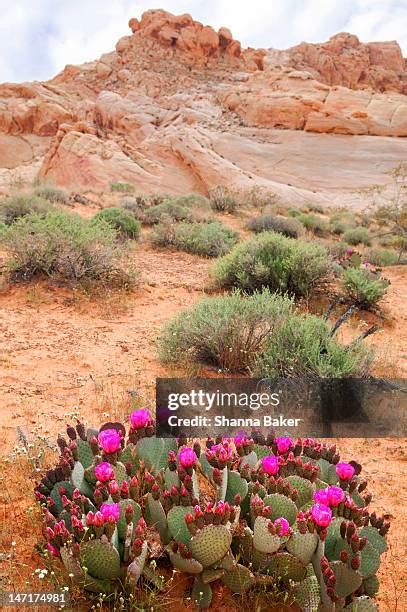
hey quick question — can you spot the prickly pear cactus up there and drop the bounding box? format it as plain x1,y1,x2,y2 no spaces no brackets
35,414,390,610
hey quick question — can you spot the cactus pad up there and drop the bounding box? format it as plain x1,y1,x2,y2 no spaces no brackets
77,438,94,469
117,499,141,540
147,494,169,543
50,480,74,512
222,563,254,593
330,560,362,598
112,461,127,486
190,525,232,567
359,526,388,554
71,461,93,498
168,550,203,574
253,516,281,554
359,540,381,578
119,443,139,469
266,552,307,582
225,470,249,504
135,437,177,473
164,467,180,489
241,450,258,468
286,530,318,564
192,578,213,609
283,475,314,508
291,575,321,610
263,493,298,525
167,505,193,546
80,539,121,580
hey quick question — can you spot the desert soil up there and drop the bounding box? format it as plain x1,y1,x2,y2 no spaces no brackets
0,216,406,609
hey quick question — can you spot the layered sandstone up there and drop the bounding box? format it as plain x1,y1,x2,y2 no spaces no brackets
0,9,406,206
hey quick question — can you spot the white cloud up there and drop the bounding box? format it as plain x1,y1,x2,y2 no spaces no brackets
0,0,405,82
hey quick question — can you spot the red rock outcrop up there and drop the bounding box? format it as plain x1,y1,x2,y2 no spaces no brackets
0,10,406,204
287,33,407,93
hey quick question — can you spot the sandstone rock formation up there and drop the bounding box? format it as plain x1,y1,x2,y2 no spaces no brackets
0,9,406,207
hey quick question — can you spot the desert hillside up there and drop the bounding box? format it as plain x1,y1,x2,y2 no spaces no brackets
0,9,406,209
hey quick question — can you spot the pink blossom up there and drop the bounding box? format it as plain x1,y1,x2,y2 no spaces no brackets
100,503,120,523
327,485,345,507
262,455,279,476
178,447,197,469
94,461,114,482
130,409,151,430
311,503,332,527
98,429,122,454
335,462,355,481
275,437,293,454
347,248,354,255
314,488,330,505
274,517,290,536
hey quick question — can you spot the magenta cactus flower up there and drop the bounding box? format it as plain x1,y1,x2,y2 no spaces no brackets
94,461,114,482
100,503,121,523
178,447,197,469
130,408,151,430
98,429,122,454
327,485,345,506
47,542,59,558
275,436,293,454
262,455,279,475
336,462,355,481
274,517,290,536
311,503,332,527
314,488,330,505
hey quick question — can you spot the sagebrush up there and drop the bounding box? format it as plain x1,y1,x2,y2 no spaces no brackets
2,210,134,287
212,232,331,297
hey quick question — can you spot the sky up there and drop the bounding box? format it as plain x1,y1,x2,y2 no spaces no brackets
0,0,406,83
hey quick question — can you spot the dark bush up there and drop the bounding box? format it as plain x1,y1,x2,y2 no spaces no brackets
208,186,239,213
247,214,302,238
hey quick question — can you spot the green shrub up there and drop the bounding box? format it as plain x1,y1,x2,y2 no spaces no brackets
208,186,239,213
368,248,399,267
110,182,135,193
254,313,372,378
287,207,301,218
212,232,331,296
159,289,294,371
3,210,134,287
298,213,328,235
343,227,371,246
33,185,69,204
93,207,141,240
143,200,207,225
170,194,210,209
247,214,302,238
341,267,389,308
151,221,238,257
0,194,52,225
